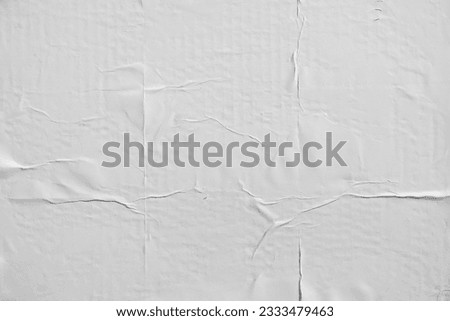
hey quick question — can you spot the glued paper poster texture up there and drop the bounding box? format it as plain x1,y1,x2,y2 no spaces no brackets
1,0,450,300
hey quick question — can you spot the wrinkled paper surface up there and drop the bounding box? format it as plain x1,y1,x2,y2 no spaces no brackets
1,0,450,300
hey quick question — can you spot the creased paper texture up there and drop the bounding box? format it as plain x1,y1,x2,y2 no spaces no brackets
0,0,449,300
